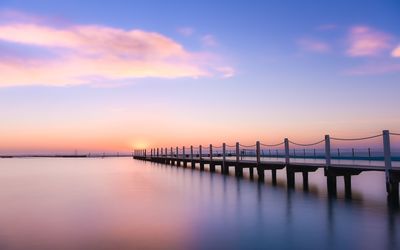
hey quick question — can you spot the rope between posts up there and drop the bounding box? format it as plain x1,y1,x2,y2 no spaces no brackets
213,145,223,149
239,144,256,148
226,144,236,148
260,142,284,147
390,132,400,136
331,134,382,141
288,139,325,147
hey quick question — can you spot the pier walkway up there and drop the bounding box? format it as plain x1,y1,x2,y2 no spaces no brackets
133,130,400,204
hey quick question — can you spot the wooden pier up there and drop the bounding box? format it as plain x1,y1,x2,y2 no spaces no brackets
133,130,400,205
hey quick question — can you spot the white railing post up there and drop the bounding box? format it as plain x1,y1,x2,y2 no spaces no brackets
256,141,260,164
284,138,290,164
325,135,331,169
383,130,392,183
236,142,240,163
199,145,203,160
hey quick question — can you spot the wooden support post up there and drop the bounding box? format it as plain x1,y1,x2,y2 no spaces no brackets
161,148,163,157
325,135,331,170
210,144,215,172
383,130,392,192
285,138,294,188
191,146,194,169
157,148,159,157
222,143,227,174
235,142,242,177
199,145,204,171
327,172,337,196
183,146,187,167
272,169,277,185
302,171,309,191
284,138,290,164
324,135,336,196
344,174,352,199
176,147,180,166
256,141,264,181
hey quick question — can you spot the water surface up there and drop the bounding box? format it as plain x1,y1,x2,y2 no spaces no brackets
0,158,398,249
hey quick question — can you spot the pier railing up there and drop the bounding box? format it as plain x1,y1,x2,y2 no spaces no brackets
134,129,400,175
133,130,400,202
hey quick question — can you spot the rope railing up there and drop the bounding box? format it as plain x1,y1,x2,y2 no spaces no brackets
260,142,284,147
331,134,382,141
213,145,223,149
239,143,256,147
288,139,325,147
226,144,236,148
390,132,400,136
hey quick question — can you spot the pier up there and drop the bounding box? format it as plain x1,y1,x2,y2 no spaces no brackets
133,130,400,205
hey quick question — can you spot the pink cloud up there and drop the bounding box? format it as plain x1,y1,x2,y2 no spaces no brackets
346,26,391,57
177,27,194,36
297,38,330,53
392,45,400,57
344,62,400,75
0,13,233,87
216,66,235,78
201,34,218,47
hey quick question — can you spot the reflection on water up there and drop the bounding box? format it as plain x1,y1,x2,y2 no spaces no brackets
0,158,398,249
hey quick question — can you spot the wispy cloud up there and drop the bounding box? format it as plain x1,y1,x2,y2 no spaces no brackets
392,45,400,58
346,26,391,57
177,27,194,36
344,62,400,75
201,34,218,47
216,66,235,78
0,12,233,87
297,38,330,53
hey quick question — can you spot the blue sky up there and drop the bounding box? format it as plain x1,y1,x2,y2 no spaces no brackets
0,0,399,152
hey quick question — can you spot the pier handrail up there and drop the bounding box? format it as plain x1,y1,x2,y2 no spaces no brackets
331,134,382,141
260,141,284,147
288,139,325,147
239,143,256,147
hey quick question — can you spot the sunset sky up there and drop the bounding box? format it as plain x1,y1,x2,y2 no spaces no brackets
0,0,399,153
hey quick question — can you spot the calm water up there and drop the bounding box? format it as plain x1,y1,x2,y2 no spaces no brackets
0,158,399,250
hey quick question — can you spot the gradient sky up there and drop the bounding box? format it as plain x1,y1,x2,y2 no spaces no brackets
0,0,399,153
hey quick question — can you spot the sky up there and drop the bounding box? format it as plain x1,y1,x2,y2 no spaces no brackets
0,0,399,154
